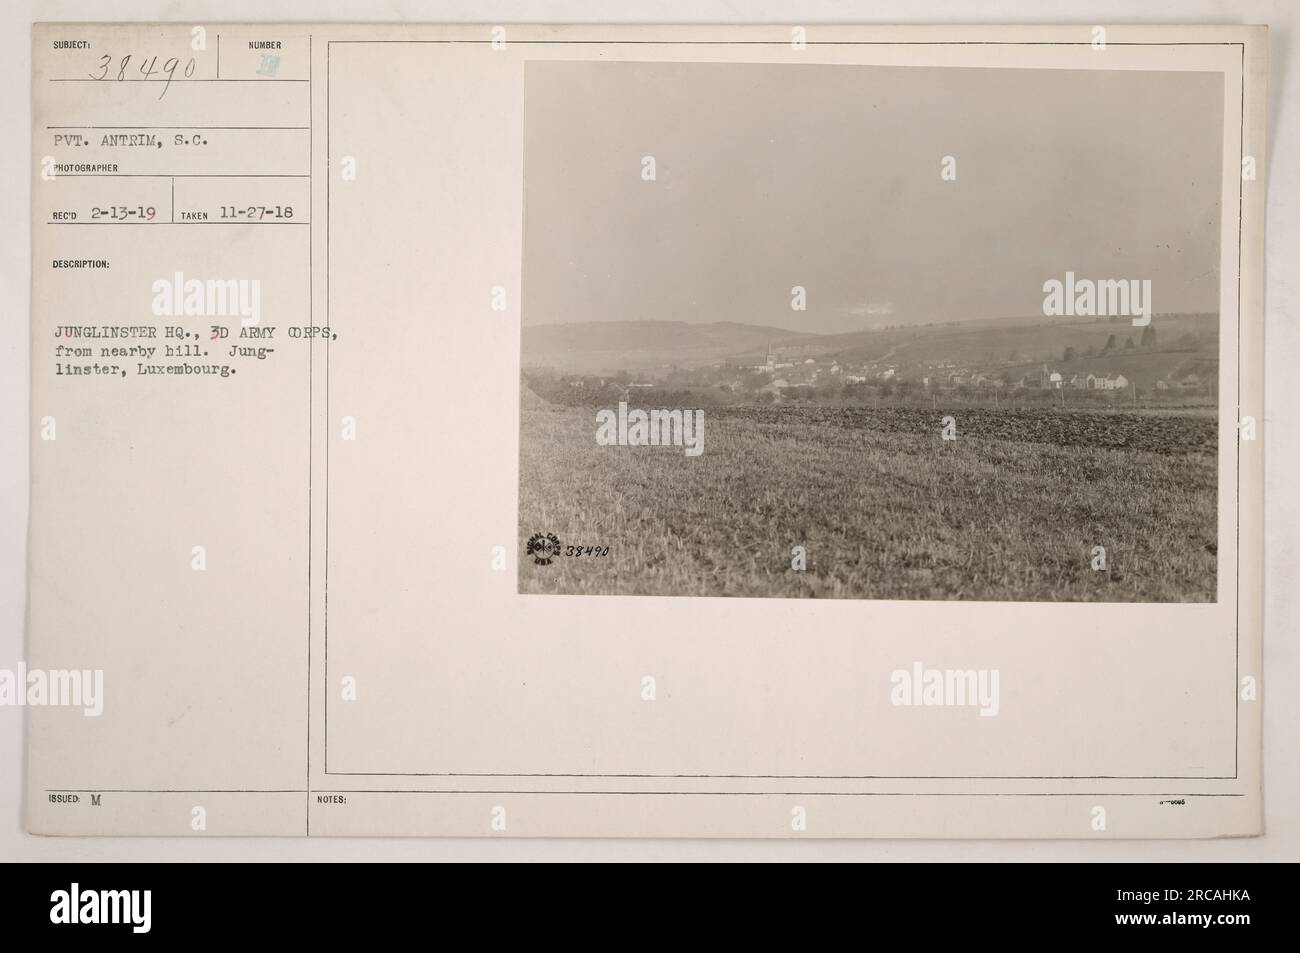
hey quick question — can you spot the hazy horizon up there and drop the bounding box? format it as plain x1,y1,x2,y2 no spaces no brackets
523,62,1224,333
525,310,1217,335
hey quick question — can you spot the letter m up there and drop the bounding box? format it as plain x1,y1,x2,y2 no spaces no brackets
101,890,130,923
48,670,80,706
1097,279,1129,316
946,669,978,707
649,409,682,446
207,279,240,316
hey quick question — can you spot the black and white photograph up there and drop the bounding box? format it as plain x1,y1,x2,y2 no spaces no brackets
520,61,1224,601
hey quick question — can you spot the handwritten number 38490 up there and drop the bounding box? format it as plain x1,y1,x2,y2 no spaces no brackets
88,55,198,100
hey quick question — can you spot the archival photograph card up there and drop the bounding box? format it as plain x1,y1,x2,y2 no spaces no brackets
25,22,1265,838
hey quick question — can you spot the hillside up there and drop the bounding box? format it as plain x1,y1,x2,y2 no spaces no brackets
521,320,825,373
520,314,1219,378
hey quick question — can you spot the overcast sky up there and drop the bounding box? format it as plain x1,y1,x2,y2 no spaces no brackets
522,61,1224,334
522,60,1222,335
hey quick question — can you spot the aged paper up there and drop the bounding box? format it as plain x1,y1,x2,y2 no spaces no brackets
26,22,1265,837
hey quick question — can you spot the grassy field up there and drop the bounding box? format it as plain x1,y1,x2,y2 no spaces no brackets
517,393,1219,601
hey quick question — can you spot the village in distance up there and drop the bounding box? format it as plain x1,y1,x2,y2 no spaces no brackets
522,311,1218,409
518,311,1219,603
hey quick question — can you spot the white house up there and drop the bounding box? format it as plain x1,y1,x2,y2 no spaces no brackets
1091,374,1130,391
